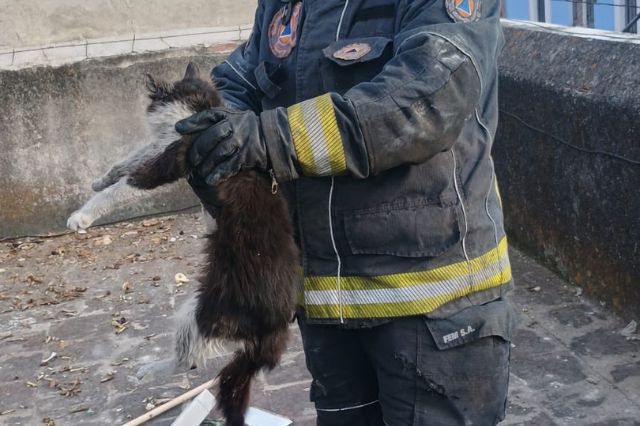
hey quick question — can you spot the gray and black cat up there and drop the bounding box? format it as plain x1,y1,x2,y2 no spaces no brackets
72,64,299,426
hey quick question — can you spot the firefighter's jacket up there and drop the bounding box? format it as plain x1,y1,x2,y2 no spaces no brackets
212,0,512,323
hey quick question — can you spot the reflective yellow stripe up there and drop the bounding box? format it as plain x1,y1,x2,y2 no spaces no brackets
302,238,511,319
287,102,315,175
287,94,347,176
306,238,508,292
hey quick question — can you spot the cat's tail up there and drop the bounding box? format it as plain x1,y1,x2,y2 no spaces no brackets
216,330,288,426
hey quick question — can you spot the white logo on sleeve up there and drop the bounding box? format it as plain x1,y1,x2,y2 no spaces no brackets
442,325,476,344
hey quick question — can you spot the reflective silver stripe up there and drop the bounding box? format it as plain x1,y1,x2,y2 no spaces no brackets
303,252,509,306
288,94,347,176
223,59,257,92
317,400,379,412
300,99,335,175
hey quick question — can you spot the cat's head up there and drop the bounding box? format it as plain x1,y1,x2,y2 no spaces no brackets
144,63,224,144
145,62,223,114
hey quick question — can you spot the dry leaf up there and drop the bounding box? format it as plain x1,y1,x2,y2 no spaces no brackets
111,317,129,334
142,218,160,227
93,235,113,246
174,273,189,285
50,247,65,256
25,274,43,284
56,378,82,397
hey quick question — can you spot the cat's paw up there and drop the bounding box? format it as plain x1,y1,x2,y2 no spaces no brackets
67,210,95,231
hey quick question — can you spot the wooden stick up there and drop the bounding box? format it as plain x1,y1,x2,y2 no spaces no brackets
122,378,218,426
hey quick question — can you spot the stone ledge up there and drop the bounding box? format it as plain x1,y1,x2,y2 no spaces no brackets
0,25,250,70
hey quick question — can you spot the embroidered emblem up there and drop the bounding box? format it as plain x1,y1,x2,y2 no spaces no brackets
269,2,302,58
446,0,480,23
333,43,372,61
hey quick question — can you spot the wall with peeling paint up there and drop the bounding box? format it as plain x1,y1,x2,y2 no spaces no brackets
0,46,236,238
495,22,640,317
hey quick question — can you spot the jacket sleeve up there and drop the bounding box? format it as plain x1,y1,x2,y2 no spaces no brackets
211,2,265,112
262,0,503,181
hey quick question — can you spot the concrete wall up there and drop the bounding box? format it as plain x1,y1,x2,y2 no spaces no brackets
0,0,256,50
494,21,640,317
0,45,237,238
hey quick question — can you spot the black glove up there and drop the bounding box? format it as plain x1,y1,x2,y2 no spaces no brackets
176,108,269,185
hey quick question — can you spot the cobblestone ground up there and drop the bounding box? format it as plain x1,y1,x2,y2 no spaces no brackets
1,213,639,425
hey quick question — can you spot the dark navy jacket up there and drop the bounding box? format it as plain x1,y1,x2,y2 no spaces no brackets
211,0,513,324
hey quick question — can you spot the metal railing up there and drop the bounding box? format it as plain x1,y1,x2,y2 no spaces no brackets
503,0,640,33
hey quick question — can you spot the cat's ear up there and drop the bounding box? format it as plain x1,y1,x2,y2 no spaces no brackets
183,62,200,80
145,73,160,94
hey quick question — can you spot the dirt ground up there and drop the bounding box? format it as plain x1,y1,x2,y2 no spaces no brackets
1,213,639,425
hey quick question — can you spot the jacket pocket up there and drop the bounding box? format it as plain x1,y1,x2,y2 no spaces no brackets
320,36,392,94
343,200,461,258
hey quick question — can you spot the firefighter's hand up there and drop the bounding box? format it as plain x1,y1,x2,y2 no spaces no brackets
176,108,269,185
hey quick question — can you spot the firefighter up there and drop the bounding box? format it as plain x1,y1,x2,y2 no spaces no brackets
177,0,517,424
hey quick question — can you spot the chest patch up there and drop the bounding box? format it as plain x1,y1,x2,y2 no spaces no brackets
446,0,480,23
333,43,372,61
269,2,302,59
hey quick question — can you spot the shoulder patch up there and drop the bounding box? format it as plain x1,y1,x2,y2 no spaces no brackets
269,2,302,59
446,0,480,23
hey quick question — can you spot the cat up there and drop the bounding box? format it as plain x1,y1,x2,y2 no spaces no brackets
74,63,299,426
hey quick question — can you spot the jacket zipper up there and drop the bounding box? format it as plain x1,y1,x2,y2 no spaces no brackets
329,0,350,323
328,177,343,322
